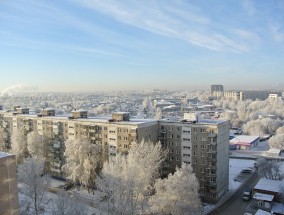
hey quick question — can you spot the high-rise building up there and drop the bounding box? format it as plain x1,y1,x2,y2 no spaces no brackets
0,152,19,215
211,85,224,95
159,113,229,202
0,108,230,203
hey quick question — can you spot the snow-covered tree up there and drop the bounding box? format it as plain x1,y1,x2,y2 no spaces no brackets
10,128,28,162
242,118,283,136
96,140,167,214
27,131,44,158
0,127,8,151
150,163,201,215
256,158,283,180
18,156,51,215
155,108,163,120
63,139,102,191
52,190,89,215
269,134,284,151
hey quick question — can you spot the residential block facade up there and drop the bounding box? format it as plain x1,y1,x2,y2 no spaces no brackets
0,108,229,202
0,152,19,215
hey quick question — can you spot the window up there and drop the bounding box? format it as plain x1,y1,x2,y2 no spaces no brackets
193,136,197,141
193,128,197,132
201,152,205,157
183,146,190,149
201,145,206,149
176,157,179,161
170,149,173,153
193,151,197,156
183,138,190,141
201,137,206,142
201,128,206,133
124,144,128,149
258,201,264,207
176,150,179,154
177,135,180,139
183,154,190,157
193,159,197,164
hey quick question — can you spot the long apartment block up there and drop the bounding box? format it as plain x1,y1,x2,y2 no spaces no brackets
0,107,229,202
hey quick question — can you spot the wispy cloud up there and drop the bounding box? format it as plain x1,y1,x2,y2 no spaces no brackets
242,0,256,16
73,0,259,53
270,24,284,43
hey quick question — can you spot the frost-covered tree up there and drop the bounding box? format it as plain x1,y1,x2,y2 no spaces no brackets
0,127,8,151
256,158,283,180
63,139,102,191
243,118,283,136
155,107,163,120
269,134,284,150
18,156,51,215
52,190,89,215
10,128,28,162
96,140,166,214
150,163,201,215
52,190,72,215
27,131,44,158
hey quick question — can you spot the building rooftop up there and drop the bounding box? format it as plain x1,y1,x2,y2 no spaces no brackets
230,135,259,144
253,193,274,202
255,209,272,215
254,178,283,193
0,151,13,158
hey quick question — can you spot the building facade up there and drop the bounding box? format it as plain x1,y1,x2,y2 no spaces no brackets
211,85,224,95
0,152,19,215
159,118,230,202
0,108,229,203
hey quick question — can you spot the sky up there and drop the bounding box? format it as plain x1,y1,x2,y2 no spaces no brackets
0,0,284,92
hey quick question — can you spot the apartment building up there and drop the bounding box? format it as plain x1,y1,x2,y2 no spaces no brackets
159,113,230,202
0,108,229,203
0,152,19,215
0,109,159,177
211,85,224,95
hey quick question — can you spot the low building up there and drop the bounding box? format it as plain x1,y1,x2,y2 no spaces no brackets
253,178,283,202
253,192,274,212
229,135,259,150
0,152,19,215
255,209,272,215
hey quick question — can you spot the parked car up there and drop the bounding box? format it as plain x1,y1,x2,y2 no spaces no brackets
242,188,252,201
241,168,253,174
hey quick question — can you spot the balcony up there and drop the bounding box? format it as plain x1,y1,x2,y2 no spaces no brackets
207,149,217,154
207,165,217,170
159,129,166,133
207,182,217,187
207,173,216,178
208,133,216,138
129,132,137,137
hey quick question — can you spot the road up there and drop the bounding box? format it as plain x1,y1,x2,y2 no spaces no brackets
209,172,261,215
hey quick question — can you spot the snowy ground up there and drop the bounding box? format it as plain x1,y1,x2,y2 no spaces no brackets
229,159,255,190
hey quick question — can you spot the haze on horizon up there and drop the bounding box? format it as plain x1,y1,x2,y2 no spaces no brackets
1,0,284,92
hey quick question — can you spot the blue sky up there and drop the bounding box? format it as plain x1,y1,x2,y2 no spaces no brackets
0,0,284,92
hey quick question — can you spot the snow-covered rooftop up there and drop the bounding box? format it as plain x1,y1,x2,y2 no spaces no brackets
255,209,272,215
253,193,274,202
0,151,13,158
230,135,259,144
272,203,284,214
254,178,283,193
